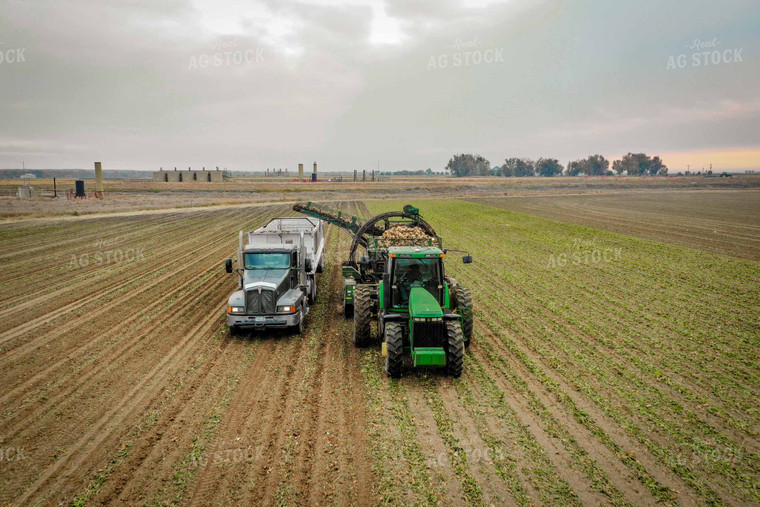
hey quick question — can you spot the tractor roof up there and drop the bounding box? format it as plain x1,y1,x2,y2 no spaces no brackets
388,245,444,257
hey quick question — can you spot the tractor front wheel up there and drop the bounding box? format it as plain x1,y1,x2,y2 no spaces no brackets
353,286,372,347
445,320,464,378
384,321,403,378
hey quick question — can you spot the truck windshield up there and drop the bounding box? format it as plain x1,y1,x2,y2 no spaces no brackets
244,252,290,269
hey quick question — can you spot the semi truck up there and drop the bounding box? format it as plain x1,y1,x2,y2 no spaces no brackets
224,217,325,335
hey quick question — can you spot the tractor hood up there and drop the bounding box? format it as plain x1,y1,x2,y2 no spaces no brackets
409,287,444,318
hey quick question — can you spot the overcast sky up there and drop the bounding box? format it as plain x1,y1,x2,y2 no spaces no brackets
1,0,758,172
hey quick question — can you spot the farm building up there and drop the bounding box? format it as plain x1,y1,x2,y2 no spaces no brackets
153,168,225,182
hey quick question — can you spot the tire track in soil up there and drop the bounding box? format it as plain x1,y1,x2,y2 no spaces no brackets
0,207,273,347
0,212,225,343
467,287,683,504
106,338,267,505
453,359,554,506
404,385,468,505
1,206,287,505
0,211,223,321
463,254,726,503
0,207,276,412
477,330,657,506
432,208,712,504
187,222,375,505
11,279,233,505
75,319,244,506
470,350,611,506
184,332,291,506
254,224,353,505
289,221,375,506
0,259,237,444
435,379,518,506
479,326,702,506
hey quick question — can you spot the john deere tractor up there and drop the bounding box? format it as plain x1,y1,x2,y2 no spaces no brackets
293,202,473,377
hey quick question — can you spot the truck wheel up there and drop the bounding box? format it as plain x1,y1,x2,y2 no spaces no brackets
307,275,317,304
229,326,242,337
445,320,464,378
353,286,371,347
316,256,325,273
384,321,403,378
452,285,473,348
294,308,305,335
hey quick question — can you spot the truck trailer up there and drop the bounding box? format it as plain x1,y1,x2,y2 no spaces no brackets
224,217,325,335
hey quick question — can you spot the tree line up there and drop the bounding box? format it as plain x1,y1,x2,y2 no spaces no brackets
445,153,669,177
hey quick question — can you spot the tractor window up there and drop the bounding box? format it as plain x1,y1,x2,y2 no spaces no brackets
392,258,442,307
244,252,290,269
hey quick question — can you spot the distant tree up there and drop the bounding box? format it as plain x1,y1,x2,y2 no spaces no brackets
500,158,534,177
445,154,492,177
613,153,668,176
500,159,514,177
584,154,609,176
425,168,433,175
650,156,668,176
569,155,609,176
535,158,563,177
566,160,583,176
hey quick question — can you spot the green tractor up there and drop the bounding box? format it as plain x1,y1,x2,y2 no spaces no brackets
294,202,473,378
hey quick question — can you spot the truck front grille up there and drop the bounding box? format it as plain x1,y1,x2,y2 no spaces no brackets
246,288,276,314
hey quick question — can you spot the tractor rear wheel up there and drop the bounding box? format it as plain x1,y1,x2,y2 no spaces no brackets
452,285,473,348
445,320,464,378
384,321,403,378
353,286,371,347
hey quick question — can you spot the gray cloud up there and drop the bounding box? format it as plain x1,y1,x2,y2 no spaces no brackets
0,0,758,171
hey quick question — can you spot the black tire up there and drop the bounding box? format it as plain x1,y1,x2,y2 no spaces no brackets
229,325,242,337
353,286,371,347
309,276,317,304
294,308,304,335
384,321,403,378
344,302,354,318
445,320,464,378
452,285,473,348
316,256,325,273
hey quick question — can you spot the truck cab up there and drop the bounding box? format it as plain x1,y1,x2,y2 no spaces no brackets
225,217,324,335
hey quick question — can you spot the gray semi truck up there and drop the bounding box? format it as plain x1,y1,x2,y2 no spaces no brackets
224,217,325,335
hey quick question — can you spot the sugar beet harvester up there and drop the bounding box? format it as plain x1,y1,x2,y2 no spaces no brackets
293,202,473,378
224,217,325,335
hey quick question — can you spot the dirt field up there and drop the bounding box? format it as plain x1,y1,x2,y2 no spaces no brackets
0,192,758,505
470,190,760,260
2,175,758,219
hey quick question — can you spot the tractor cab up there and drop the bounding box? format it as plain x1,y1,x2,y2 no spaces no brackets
387,247,445,308
380,246,457,371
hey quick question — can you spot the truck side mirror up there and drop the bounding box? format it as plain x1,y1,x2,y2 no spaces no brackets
225,258,233,273
463,255,473,264
305,258,313,272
